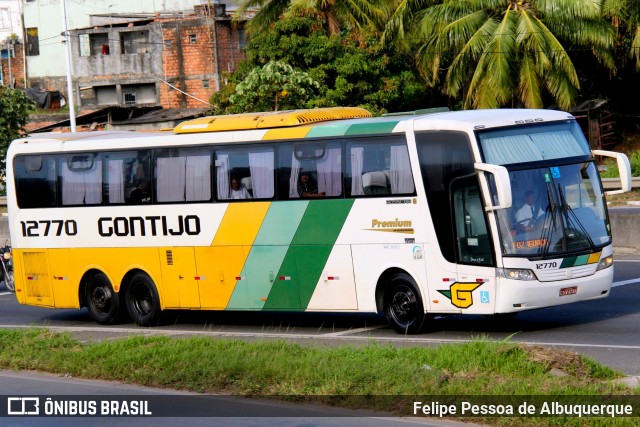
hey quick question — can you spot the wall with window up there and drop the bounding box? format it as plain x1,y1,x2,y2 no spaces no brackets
72,25,162,78
13,135,416,209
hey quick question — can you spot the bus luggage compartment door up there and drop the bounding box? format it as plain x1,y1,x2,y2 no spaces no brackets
159,247,200,309
19,250,55,307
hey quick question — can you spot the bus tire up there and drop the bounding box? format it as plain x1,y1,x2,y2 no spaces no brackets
85,273,126,324
125,273,161,327
383,273,426,334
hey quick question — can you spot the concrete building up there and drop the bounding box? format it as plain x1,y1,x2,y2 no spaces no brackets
22,0,245,108
0,0,24,86
69,3,246,108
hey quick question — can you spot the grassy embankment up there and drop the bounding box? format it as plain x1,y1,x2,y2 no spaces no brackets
0,328,638,426
600,150,640,206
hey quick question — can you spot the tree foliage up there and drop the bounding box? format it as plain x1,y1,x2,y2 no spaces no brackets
229,61,320,112
0,86,33,180
384,0,618,110
211,15,435,115
237,0,385,36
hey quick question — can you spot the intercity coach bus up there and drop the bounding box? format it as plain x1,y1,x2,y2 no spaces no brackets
6,107,632,333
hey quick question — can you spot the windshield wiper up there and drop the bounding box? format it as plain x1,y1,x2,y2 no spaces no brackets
556,183,595,251
540,181,558,257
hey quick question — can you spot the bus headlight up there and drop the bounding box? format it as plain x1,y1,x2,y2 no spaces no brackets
596,256,613,271
496,268,537,281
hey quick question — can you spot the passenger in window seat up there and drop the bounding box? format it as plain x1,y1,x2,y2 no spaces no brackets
297,172,325,198
230,178,252,199
129,181,151,204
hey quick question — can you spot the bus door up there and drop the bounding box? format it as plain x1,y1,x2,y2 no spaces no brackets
451,176,497,314
158,247,200,308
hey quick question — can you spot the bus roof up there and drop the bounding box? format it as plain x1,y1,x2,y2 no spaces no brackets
12,108,576,150
411,108,575,132
173,106,372,134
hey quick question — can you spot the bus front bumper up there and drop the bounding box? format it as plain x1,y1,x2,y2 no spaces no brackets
493,266,614,313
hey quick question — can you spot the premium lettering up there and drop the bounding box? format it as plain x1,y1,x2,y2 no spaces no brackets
371,218,412,228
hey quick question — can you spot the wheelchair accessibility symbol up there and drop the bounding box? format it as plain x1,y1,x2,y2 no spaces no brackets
480,291,490,304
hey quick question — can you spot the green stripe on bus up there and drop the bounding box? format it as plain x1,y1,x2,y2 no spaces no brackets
305,124,352,138
344,121,399,136
264,199,354,310
227,201,309,310
574,254,590,266
560,257,577,269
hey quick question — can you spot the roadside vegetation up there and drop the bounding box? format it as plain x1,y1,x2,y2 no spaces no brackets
0,328,638,426
219,0,640,116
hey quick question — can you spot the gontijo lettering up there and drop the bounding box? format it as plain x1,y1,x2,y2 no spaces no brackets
98,215,201,237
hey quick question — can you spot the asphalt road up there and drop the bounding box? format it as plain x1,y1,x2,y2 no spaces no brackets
1,259,640,377
1,260,639,426
0,370,480,427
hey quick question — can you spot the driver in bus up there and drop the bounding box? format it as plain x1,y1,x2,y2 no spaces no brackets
515,190,544,233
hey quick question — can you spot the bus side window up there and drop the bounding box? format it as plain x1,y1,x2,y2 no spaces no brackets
155,147,211,203
216,146,274,201
346,136,415,197
280,141,342,199
60,153,103,206
14,155,57,208
104,151,151,204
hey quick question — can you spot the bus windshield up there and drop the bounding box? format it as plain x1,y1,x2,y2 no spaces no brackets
494,162,610,256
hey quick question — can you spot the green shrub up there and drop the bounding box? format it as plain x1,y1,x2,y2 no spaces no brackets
599,150,640,178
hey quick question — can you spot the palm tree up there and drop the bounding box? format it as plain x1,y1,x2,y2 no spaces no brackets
237,0,385,36
384,0,617,110
603,0,640,70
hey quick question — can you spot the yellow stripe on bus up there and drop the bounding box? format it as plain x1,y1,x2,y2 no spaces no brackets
262,127,312,140
193,202,271,309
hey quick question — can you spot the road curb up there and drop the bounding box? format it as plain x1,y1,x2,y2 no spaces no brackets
612,376,640,389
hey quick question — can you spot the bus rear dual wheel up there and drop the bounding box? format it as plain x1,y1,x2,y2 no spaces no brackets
383,273,427,334
85,272,161,326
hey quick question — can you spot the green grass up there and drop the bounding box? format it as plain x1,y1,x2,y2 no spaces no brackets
599,150,640,178
0,329,636,426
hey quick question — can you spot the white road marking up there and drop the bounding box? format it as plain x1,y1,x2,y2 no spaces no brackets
321,325,386,337
2,324,640,352
613,259,640,263
0,292,12,296
612,278,640,288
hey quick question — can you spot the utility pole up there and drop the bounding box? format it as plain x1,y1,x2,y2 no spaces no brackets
7,39,13,87
60,0,76,132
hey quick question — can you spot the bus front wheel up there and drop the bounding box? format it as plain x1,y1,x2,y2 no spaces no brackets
125,273,161,327
383,273,426,334
85,273,126,324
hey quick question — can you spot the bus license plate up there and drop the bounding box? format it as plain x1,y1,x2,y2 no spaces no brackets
559,286,577,297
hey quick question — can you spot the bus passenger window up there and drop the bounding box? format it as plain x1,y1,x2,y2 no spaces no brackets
13,155,57,208
60,153,102,206
104,151,150,204
346,137,414,197
216,146,274,200
155,148,211,203
280,142,341,199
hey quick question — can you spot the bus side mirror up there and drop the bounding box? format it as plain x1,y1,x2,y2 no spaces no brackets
474,163,512,211
592,150,632,195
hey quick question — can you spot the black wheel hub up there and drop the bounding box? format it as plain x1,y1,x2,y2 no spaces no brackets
91,286,112,314
132,284,153,315
389,286,416,325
